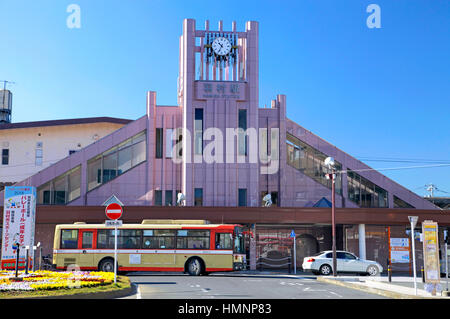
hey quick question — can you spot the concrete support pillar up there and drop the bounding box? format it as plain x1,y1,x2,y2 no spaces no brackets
358,224,366,260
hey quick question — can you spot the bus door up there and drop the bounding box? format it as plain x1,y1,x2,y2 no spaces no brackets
78,229,95,269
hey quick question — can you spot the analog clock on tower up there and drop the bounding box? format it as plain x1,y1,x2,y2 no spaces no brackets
212,37,232,56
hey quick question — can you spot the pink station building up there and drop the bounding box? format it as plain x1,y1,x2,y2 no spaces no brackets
0,19,445,272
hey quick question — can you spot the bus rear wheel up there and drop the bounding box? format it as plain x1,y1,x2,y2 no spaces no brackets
99,258,115,272
187,258,203,276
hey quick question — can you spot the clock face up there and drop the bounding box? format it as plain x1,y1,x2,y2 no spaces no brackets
212,37,232,56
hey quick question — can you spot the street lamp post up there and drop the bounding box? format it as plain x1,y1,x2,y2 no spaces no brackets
325,157,337,277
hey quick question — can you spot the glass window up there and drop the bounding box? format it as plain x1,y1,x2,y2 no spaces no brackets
2,149,9,165
215,233,233,250
97,229,142,249
82,232,93,249
165,190,173,206
118,146,132,174
238,189,247,207
87,156,102,190
68,166,81,202
35,148,43,166
166,129,174,158
194,109,203,155
347,169,388,208
142,229,175,249
286,133,342,195
37,166,81,205
344,253,357,260
87,131,147,191
176,230,210,249
238,109,247,156
336,252,346,259
194,188,203,206
53,174,66,205
156,128,163,159
103,152,118,183
154,190,162,206
325,253,333,258
394,195,414,208
61,230,78,249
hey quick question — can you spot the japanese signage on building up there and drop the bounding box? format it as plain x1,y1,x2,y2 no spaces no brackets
1,186,36,269
390,238,410,263
422,220,440,283
196,81,246,100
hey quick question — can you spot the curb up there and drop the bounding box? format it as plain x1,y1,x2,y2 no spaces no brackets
19,277,135,299
316,277,447,299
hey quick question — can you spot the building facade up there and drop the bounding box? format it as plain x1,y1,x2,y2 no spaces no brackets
0,19,446,273
0,117,131,190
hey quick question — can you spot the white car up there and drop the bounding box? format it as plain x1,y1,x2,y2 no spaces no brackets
302,250,383,276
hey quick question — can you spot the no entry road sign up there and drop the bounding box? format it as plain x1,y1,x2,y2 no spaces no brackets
105,203,123,220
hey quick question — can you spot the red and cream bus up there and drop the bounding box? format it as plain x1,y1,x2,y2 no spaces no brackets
52,219,246,275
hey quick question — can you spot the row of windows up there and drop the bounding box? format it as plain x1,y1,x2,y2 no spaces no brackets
37,166,81,205
153,188,249,207
36,131,146,205
286,133,416,209
61,229,219,250
286,133,343,195
347,169,388,208
87,131,146,191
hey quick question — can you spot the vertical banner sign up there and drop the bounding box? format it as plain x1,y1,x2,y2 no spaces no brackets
422,220,440,284
1,186,37,270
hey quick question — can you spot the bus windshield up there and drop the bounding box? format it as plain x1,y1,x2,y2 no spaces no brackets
233,226,245,254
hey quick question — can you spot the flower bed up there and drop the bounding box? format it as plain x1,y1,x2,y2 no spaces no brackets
0,270,114,292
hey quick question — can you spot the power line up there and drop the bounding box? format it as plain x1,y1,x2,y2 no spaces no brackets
338,163,450,174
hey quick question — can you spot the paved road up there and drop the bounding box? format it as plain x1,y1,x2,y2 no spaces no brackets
121,273,388,299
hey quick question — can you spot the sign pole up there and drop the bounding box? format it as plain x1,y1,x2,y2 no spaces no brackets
294,234,296,274
114,223,118,284
409,216,418,296
446,241,448,292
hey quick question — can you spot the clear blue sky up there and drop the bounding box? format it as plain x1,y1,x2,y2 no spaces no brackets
1,0,449,198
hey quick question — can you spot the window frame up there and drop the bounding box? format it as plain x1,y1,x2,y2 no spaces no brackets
60,229,79,249
1,149,9,165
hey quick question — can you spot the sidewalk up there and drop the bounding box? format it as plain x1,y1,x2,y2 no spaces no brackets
316,275,450,299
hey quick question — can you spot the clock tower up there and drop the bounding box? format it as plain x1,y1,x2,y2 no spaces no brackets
178,19,260,206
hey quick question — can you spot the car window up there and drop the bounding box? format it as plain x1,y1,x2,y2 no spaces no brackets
344,253,357,260
325,253,332,258
336,252,346,259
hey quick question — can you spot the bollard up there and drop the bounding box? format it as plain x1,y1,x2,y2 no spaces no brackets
421,266,425,283
388,265,392,282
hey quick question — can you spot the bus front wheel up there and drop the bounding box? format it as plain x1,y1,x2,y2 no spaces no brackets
186,258,203,276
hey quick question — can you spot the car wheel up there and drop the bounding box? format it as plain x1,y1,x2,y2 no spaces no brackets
367,265,379,276
187,258,203,276
319,264,332,276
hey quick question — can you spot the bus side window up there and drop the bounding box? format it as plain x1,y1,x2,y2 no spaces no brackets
215,233,232,250
61,229,78,249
